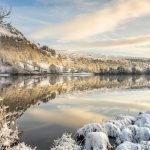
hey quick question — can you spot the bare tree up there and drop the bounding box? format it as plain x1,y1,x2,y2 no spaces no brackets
0,7,11,24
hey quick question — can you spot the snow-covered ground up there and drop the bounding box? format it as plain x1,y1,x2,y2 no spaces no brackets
0,24,24,38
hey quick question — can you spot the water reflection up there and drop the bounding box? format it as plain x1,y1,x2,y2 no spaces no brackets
1,75,150,149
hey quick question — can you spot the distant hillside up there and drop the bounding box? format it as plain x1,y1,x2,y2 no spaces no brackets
0,22,150,75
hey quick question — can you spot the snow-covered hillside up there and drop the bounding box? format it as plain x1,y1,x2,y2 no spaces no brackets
0,23,24,38
0,23,150,75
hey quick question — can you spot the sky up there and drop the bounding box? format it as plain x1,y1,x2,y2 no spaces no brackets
1,0,150,58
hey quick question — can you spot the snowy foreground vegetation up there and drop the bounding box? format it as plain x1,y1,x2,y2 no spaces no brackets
51,112,150,150
1,112,150,150
0,123,36,150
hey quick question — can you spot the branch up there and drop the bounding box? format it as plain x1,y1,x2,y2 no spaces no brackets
0,7,11,24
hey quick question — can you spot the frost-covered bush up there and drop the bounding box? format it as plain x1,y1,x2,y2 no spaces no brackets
0,123,35,150
117,125,150,144
52,133,81,150
84,132,111,150
0,123,19,149
116,141,150,150
135,112,150,127
76,123,106,145
106,115,135,130
104,115,135,142
104,122,121,138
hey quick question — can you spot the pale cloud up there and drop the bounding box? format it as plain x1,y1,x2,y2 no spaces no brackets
49,35,150,58
49,35,150,53
30,0,150,40
67,35,150,49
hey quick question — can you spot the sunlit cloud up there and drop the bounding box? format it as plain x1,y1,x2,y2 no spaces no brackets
30,0,150,41
52,35,150,50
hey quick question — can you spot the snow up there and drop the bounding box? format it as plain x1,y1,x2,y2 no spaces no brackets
39,62,50,70
76,123,106,137
104,122,121,138
84,132,111,150
76,123,106,145
0,24,13,37
116,141,150,150
0,62,14,73
135,112,150,127
117,125,150,144
0,122,35,150
105,115,135,130
51,133,81,150
0,24,24,38
0,123,19,149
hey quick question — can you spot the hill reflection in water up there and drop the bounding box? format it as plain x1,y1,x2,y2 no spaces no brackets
1,75,150,149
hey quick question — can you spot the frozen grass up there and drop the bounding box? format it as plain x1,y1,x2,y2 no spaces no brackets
0,123,36,150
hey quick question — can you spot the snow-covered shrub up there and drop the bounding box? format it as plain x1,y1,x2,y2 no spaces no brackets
104,115,135,143
76,123,106,145
84,132,111,150
52,133,81,150
104,122,121,138
135,112,150,127
116,141,142,150
140,141,150,149
104,114,150,145
130,125,150,143
107,115,135,130
116,127,133,144
116,141,150,150
0,123,19,149
0,123,36,150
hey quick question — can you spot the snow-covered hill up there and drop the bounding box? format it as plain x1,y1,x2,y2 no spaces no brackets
0,23,150,75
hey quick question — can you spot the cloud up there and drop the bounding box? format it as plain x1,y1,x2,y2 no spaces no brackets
70,35,150,49
30,0,150,40
48,35,150,58
49,35,150,52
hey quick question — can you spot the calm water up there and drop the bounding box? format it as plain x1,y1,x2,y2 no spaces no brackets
1,75,150,149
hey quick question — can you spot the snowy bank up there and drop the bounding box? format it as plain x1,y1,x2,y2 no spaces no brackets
52,112,150,150
0,123,36,150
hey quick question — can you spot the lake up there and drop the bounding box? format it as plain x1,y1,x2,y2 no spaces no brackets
1,75,150,150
